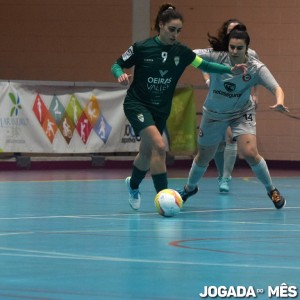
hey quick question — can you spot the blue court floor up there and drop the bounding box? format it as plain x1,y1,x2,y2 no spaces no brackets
0,170,299,299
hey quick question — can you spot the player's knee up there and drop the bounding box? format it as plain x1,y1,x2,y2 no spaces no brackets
241,148,259,162
195,145,217,166
244,154,261,166
151,140,167,158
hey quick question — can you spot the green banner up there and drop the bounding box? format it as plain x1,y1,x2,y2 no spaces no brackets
166,86,197,155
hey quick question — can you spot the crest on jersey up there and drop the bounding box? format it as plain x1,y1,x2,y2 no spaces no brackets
242,74,252,82
199,129,203,137
224,82,236,92
174,56,180,66
159,70,168,77
122,46,134,61
137,114,144,122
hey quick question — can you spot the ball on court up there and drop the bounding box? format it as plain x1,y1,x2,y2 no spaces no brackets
154,189,183,217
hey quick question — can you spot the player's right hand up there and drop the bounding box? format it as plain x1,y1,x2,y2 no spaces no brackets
118,73,132,86
231,64,247,75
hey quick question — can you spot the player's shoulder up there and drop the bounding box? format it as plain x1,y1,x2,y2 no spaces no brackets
134,37,156,48
247,55,266,74
248,48,259,59
172,41,194,56
193,47,213,55
194,48,227,60
248,55,264,66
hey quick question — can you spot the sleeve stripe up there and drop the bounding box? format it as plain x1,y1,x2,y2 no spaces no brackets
191,55,203,68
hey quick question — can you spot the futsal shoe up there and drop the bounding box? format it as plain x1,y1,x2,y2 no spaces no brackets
177,185,198,203
268,188,286,209
125,177,141,210
219,176,232,193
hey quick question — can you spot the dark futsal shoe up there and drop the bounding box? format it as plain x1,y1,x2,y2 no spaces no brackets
177,186,199,203
268,188,286,209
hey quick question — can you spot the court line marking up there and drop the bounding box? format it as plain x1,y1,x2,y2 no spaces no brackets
0,206,299,220
0,246,299,270
242,177,300,188
0,232,34,236
1,228,300,238
0,176,298,184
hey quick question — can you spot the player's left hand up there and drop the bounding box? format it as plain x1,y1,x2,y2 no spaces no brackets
269,103,289,113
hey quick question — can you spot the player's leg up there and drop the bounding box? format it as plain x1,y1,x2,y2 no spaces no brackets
214,127,237,192
214,140,225,180
218,128,237,192
236,133,285,209
223,142,237,178
178,114,228,202
124,105,165,210
126,125,167,210
179,144,219,202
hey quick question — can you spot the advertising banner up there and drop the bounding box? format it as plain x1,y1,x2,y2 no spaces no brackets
0,82,141,153
0,82,196,155
166,86,197,155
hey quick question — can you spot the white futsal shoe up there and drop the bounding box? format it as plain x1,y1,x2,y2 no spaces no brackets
219,176,232,193
125,177,141,210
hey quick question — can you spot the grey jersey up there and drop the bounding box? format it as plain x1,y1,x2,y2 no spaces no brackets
247,48,259,59
194,48,279,120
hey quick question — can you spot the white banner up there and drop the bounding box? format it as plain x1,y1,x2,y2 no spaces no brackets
0,81,141,153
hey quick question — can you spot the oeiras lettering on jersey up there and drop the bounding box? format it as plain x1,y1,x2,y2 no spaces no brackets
147,77,172,84
147,77,172,93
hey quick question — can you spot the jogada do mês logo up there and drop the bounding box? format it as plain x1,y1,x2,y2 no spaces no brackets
199,283,298,298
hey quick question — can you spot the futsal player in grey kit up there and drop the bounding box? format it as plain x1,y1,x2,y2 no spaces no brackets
178,26,288,209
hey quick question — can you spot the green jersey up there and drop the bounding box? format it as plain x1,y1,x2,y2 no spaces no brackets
114,36,196,116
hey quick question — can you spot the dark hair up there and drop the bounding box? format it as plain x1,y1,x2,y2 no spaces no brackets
227,26,250,49
208,19,247,51
153,3,183,32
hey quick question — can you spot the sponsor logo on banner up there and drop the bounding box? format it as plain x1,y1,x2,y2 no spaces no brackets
8,92,22,116
122,124,141,144
32,93,112,145
0,91,29,148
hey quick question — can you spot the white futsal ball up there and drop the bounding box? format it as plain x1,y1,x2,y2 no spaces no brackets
154,189,183,217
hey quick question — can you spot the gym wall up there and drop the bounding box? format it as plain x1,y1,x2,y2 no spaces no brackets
0,0,298,161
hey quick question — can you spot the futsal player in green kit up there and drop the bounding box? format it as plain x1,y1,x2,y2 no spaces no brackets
111,3,246,211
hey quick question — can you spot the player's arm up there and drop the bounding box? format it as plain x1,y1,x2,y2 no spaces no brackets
111,62,124,78
191,55,246,74
197,53,211,87
111,62,132,86
269,85,289,112
249,49,259,107
258,66,288,112
111,44,136,86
